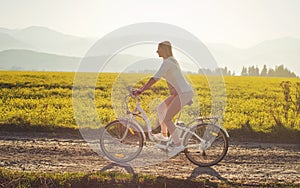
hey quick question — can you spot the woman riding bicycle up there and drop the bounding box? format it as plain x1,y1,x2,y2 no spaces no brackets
133,41,194,157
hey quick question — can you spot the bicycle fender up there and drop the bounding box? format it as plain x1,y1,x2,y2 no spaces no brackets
192,123,230,138
215,124,230,138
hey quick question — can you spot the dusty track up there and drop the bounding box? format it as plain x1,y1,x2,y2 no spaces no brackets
0,132,299,186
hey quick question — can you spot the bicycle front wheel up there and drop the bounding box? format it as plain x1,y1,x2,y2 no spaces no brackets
184,123,228,167
100,119,144,163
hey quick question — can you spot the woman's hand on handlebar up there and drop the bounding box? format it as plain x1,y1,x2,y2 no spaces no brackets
132,89,142,96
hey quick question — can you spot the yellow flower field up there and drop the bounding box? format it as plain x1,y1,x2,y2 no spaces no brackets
0,71,299,134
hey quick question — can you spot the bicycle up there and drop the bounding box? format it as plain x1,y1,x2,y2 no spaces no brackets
99,89,229,167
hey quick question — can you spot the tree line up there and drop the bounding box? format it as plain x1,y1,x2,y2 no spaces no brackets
241,65,297,77
198,67,235,76
198,64,297,77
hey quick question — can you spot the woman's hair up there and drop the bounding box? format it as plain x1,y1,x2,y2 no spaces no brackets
159,41,173,57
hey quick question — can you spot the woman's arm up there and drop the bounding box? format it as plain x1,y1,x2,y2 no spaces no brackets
134,77,158,95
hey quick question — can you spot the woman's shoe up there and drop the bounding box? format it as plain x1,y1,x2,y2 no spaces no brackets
168,145,185,157
152,133,169,142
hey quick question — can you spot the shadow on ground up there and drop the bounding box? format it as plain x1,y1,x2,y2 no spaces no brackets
98,163,238,187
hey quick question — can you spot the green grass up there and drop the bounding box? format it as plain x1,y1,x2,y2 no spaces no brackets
1,168,297,188
0,168,222,188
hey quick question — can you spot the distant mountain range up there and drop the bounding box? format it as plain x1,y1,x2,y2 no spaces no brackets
0,49,157,72
0,26,299,76
0,49,80,71
0,26,95,57
207,37,300,76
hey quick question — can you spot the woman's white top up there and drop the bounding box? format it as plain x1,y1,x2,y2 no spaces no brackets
153,56,193,95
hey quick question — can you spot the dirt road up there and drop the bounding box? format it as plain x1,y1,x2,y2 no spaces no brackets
0,132,299,186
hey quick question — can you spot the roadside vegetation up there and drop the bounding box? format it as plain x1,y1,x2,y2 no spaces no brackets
1,168,296,188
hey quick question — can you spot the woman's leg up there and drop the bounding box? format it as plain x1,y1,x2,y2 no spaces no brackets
157,95,176,137
162,95,182,145
163,91,194,145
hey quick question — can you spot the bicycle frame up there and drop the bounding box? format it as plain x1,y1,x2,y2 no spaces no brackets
122,93,229,151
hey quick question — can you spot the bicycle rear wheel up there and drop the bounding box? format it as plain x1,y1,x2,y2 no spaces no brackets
100,119,144,163
184,123,228,167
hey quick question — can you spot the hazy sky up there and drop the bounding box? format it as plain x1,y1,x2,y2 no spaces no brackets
1,0,300,48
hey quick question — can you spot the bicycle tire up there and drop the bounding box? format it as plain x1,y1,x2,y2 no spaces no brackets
100,119,144,163
184,123,228,167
